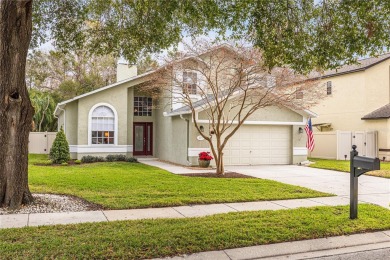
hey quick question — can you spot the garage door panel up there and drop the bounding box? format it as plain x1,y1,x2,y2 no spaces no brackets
230,140,241,148
222,125,291,165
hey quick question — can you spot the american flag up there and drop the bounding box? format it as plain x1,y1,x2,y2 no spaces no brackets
305,118,315,152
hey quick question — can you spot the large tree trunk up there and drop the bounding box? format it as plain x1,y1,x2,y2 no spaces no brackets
0,1,34,208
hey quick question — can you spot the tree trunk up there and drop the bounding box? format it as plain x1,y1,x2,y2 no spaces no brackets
216,149,224,175
0,1,34,208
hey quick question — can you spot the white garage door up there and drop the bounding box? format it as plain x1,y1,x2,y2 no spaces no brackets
222,125,291,165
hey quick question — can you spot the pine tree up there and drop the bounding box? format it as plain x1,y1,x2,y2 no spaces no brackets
49,127,70,164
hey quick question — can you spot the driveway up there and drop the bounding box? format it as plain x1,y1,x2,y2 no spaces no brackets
226,165,390,209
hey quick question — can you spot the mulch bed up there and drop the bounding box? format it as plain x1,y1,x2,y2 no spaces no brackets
181,172,255,178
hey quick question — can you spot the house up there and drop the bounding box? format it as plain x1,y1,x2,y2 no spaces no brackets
54,47,314,166
310,53,390,160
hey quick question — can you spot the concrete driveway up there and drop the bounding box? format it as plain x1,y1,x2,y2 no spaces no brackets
226,165,390,209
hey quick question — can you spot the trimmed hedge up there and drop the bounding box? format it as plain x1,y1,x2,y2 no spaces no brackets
81,155,138,164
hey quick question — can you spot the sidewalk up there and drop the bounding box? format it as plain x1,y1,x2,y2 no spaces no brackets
155,230,390,260
0,196,350,229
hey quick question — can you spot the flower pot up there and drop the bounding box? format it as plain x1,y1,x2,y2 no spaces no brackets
198,159,210,168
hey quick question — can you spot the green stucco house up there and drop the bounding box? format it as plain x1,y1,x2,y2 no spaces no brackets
54,47,314,166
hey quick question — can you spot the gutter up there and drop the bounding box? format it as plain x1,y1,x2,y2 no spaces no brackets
180,114,192,166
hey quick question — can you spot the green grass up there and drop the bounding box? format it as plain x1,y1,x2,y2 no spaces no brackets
309,158,390,178
28,154,331,209
1,205,389,259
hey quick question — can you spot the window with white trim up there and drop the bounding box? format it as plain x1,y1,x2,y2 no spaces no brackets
183,71,197,95
327,81,332,95
134,97,152,116
91,106,115,144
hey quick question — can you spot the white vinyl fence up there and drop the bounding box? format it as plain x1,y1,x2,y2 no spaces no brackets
310,130,377,160
29,132,57,154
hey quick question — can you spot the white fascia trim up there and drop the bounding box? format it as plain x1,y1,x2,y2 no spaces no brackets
69,145,133,153
304,109,318,118
54,69,157,115
88,103,119,146
195,120,306,126
188,148,211,157
293,147,308,156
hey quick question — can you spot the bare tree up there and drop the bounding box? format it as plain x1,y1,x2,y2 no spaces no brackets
150,43,324,175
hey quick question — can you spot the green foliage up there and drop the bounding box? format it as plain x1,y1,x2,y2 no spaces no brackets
26,49,116,102
49,128,70,164
28,160,330,209
137,55,159,74
309,158,390,179
80,154,138,163
81,155,105,164
42,160,53,166
75,160,82,164
0,205,389,259
29,89,58,132
125,157,138,163
105,154,127,162
31,1,390,73
61,162,68,166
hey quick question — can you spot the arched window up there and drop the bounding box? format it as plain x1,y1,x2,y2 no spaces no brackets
91,105,115,144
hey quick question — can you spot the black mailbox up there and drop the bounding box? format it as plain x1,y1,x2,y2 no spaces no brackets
350,145,380,219
352,156,380,177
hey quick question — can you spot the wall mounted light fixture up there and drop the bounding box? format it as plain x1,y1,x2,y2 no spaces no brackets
298,127,304,134
199,125,204,132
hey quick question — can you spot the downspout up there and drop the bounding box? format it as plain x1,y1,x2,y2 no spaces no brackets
180,114,191,166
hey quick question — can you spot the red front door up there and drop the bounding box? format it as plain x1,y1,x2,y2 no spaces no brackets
133,122,153,156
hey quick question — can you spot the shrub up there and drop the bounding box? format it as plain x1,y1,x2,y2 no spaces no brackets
61,162,68,166
106,154,127,162
126,157,138,163
50,127,70,164
198,151,213,161
81,156,105,164
75,160,82,164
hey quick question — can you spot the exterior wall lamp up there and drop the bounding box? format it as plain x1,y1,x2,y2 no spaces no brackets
298,127,304,134
199,125,204,132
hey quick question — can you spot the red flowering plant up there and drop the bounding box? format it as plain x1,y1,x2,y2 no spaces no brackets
198,151,213,161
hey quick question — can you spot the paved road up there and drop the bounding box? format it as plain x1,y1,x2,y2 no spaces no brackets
226,165,390,209
308,247,390,260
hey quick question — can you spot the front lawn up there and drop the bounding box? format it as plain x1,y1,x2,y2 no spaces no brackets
1,204,389,259
28,155,331,209
309,158,390,178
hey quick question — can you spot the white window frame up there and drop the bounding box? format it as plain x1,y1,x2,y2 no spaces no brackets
88,103,118,146
182,70,198,95
327,81,332,95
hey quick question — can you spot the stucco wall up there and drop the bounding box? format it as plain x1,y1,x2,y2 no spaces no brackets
311,59,390,153
188,107,307,165
62,76,150,159
64,101,78,145
154,96,189,165
198,104,303,122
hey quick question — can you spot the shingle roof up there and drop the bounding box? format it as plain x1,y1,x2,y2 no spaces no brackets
362,103,390,120
322,53,390,78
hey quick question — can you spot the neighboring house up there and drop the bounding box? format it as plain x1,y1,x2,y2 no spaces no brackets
310,53,390,159
54,47,314,166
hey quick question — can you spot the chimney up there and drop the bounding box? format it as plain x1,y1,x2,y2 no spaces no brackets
117,63,138,82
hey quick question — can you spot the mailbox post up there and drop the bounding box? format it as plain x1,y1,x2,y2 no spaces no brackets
350,145,380,219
